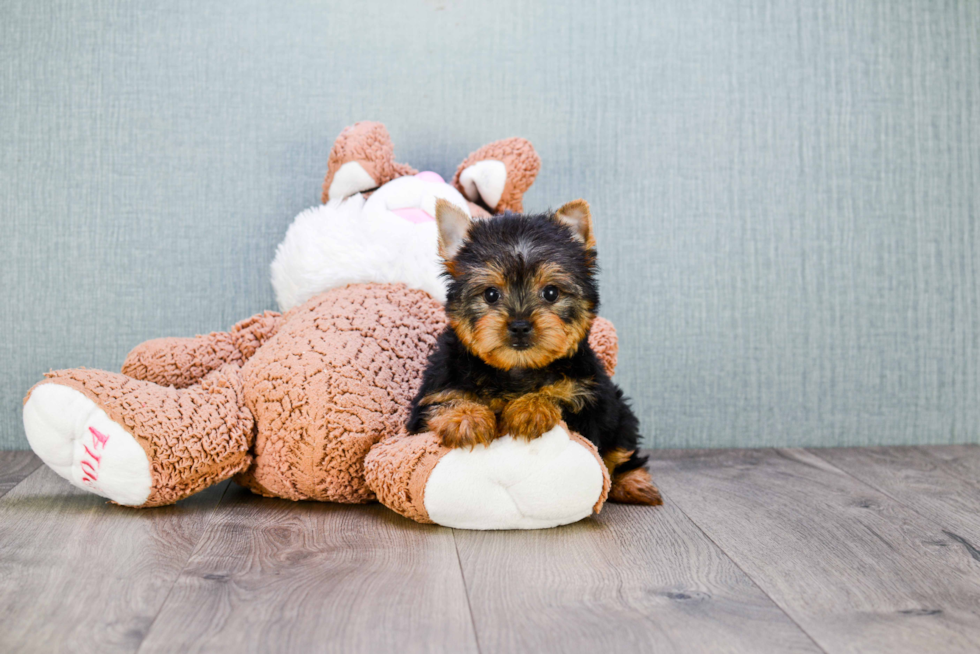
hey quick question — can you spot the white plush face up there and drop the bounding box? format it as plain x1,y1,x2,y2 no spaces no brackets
271,172,471,311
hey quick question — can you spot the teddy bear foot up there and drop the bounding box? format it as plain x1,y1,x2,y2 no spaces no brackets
366,423,610,530
23,382,152,506
24,366,254,508
424,425,606,529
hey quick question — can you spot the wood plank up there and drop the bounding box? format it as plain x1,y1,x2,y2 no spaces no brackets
648,448,980,653
809,446,980,546
0,451,42,499
921,445,980,486
453,498,822,653
137,485,479,654
0,466,228,654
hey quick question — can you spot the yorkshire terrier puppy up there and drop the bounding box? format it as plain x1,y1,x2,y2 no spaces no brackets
407,199,662,505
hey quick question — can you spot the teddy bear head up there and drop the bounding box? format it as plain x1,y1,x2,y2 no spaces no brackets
271,123,541,312
271,171,471,311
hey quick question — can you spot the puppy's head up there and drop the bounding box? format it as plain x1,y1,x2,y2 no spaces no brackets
435,199,599,370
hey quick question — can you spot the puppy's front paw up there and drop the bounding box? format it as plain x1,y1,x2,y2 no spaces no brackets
500,394,562,442
428,401,497,449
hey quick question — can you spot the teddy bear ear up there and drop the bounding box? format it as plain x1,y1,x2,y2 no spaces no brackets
322,122,384,203
452,137,541,214
321,122,418,203
326,162,378,202
435,198,473,263
458,160,508,212
553,199,596,250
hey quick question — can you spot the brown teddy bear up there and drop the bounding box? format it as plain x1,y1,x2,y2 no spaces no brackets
23,122,621,530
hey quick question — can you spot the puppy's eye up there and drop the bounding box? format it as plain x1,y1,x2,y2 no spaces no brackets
484,287,500,304
542,285,560,303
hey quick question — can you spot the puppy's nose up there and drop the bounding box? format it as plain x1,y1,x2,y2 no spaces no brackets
507,320,533,337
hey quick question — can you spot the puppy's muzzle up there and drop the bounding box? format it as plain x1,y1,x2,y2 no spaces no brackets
507,320,534,349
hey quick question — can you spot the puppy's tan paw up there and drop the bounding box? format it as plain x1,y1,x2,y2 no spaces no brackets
610,467,663,506
500,394,562,442
429,401,497,450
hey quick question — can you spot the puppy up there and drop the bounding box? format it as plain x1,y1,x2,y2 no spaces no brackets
407,199,661,505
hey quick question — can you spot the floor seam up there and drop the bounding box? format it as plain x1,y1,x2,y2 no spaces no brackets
451,529,484,654
649,457,831,654
803,447,980,552
134,480,233,654
0,455,45,501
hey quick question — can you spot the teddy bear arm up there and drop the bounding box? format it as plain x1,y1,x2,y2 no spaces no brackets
121,311,281,388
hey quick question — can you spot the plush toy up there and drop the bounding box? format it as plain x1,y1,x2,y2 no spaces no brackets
23,122,623,530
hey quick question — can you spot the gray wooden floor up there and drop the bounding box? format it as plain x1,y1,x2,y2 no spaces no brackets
1,446,979,653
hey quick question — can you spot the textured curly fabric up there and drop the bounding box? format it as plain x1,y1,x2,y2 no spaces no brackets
321,122,417,203
452,137,541,213
24,279,620,519
588,317,619,378
122,311,281,389
236,283,446,503
364,429,447,523
26,365,253,507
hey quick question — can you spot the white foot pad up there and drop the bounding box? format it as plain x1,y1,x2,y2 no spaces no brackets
423,425,605,530
23,384,152,506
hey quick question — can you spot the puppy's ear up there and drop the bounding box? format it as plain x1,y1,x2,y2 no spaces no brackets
553,199,596,250
435,198,473,262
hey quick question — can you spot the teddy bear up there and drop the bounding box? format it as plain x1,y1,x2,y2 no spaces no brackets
22,122,624,530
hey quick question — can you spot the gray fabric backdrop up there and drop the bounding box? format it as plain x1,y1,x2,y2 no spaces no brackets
2,0,979,450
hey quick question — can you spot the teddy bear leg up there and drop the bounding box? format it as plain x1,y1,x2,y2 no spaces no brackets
322,121,417,203
122,311,281,389
23,365,253,507
364,423,610,530
452,137,542,214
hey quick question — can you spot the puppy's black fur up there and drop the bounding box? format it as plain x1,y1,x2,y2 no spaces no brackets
408,203,651,487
